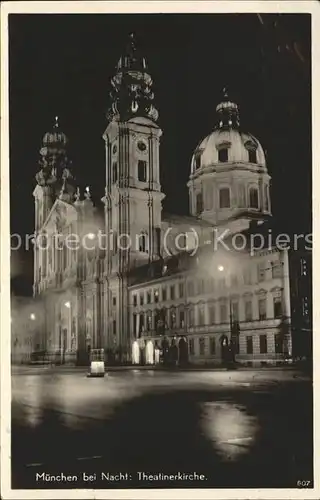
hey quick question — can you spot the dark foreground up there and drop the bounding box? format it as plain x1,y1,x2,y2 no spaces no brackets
11,367,313,489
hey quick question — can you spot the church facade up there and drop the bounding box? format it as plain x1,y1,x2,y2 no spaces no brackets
33,35,295,366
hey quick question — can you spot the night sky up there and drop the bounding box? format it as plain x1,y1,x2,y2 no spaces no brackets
9,13,311,295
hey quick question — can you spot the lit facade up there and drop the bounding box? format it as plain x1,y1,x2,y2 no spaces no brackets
32,34,304,366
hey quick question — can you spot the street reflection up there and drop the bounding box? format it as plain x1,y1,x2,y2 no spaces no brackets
201,401,259,461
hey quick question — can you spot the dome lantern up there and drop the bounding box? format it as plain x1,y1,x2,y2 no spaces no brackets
215,87,240,130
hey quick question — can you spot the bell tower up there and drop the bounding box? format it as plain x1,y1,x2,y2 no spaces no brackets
33,117,76,296
102,34,165,360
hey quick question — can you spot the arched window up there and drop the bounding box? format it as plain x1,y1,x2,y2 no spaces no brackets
139,233,147,253
219,187,230,208
138,160,147,182
218,148,228,162
249,187,259,209
196,192,203,215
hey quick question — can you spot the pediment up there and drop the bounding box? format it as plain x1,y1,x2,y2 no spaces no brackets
43,199,78,232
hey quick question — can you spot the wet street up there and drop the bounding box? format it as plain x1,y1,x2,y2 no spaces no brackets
11,367,313,489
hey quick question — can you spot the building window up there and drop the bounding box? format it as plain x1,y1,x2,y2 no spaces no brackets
209,303,215,324
275,333,283,354
196,192,203,215
245,300,252,321
199,337,205,355
187,280,195,296
188,306,195,327
132,313,137,337
210,337,216,355
112,143,117,154
154,289,159,303
231,302,239,321
273,296,282,318
258,298,267,320
138,160,147,182
218,148,228,162
133,294,137,307
147,291,151,304
146,312,152,331
139,313,144,334
112,295,116,307
218,277,226,290
113,319,117,335
140,294,144,306
189,338,195,355
198,304,205,326
170,308,176,328
249,187,259,209
179,282,184,298
219,187,230,208
248,149,257,163
170,285,175,300
220,303,227,323
139,233,147,253
179,310,185,328
162,287,167,301
246,336,253,354
112,162,118,183
259,334,268,354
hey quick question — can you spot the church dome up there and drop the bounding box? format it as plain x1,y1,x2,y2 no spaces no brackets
190,90,266,175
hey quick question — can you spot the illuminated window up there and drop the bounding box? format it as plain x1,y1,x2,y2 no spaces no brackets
139,233,147,253
154,289,159,303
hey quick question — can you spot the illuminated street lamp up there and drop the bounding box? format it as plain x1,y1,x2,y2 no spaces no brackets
87,233,95,240
30,313,36,321
64,301,71,309
218,265,224,272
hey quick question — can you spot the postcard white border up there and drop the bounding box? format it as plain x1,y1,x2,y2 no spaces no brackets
1,1,319,499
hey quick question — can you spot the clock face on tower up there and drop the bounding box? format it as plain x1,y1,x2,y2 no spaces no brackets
136,140,148,153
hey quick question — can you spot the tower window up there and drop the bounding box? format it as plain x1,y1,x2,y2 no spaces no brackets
195,154,201,170
248,149,257,163
112,162,118,183
139,233,147,253
249,187,259,209
196,192,203,215
138,141,147,152
264,185,269,211
218,148,228,162
112,144,117,154
219,187,230,208
138,160,147,182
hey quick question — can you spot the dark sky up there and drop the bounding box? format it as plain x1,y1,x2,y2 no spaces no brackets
9,13,311,294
